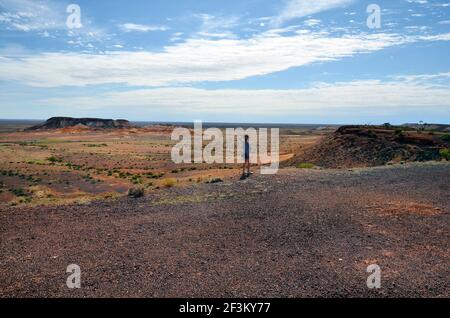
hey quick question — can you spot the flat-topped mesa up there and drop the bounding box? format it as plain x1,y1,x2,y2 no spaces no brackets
26,117,133,130
288,125,450,169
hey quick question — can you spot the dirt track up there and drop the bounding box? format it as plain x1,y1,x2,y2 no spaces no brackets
1,162,449,297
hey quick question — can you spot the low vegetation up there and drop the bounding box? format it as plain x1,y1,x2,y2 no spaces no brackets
144,172,165,179
206,178,223,184
162,178,177,188
46,156,63,163
127,187,144,198
296,163,315,169
9,187,28,197
84,143,108,147
440,148,450,161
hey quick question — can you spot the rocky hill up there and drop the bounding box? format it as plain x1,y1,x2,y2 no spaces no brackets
289,125,450,168
401,123,450,132
26,117,133,130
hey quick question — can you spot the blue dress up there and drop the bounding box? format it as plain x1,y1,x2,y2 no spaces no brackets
244,141,250,160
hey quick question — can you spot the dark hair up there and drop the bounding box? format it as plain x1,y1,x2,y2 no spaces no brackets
244,135,249,141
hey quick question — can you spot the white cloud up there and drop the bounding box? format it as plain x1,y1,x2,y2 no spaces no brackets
118,23,169,32
196,14,240,30
393,72,450,83
418,32,450,41
304,19,321,27
170,32,184,42
1,30,450,88
0,0,65,31
38,78,450,118
196,31,236,39
273,0,355,25
0,0,109,48
193,14,239,39
0,31,431,88
406,0,428,4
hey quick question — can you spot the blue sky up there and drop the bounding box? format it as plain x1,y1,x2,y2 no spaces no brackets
0,0,449,124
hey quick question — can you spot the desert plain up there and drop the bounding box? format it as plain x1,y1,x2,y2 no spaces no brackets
0,120,448,297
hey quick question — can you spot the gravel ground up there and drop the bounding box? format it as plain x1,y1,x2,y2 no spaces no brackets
0,162,449,298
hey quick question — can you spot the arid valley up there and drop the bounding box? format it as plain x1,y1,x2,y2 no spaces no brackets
0,119,449,297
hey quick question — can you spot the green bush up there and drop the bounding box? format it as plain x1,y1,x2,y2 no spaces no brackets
128,187,144,198
10,187,27,197
150,172,165,179
206,178,223,184
118,172,127,178
85,143,108,147
47,156,62,163
132,179,142,185
162,178,176,188
441,134,450,142
439,148,450,160
296,163,315,169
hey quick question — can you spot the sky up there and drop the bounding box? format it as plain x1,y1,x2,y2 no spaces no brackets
0,0,449,124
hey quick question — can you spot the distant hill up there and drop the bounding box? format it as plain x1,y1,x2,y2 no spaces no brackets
401,123,450,132
26,117,133,130
289,125,450,168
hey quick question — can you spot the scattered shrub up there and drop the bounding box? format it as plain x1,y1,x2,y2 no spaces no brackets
162,178,176,188
127,187,144,198
439,148,450,161
131,179,142,185
441,134,450,142
296,163,315,169
84,143,108,147
206,178,223,184
10,187,27,197
149,172,165,179
118,172,127,178
47,156,62,163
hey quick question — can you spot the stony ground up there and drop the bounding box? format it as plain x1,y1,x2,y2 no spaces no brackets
0,162,449,298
